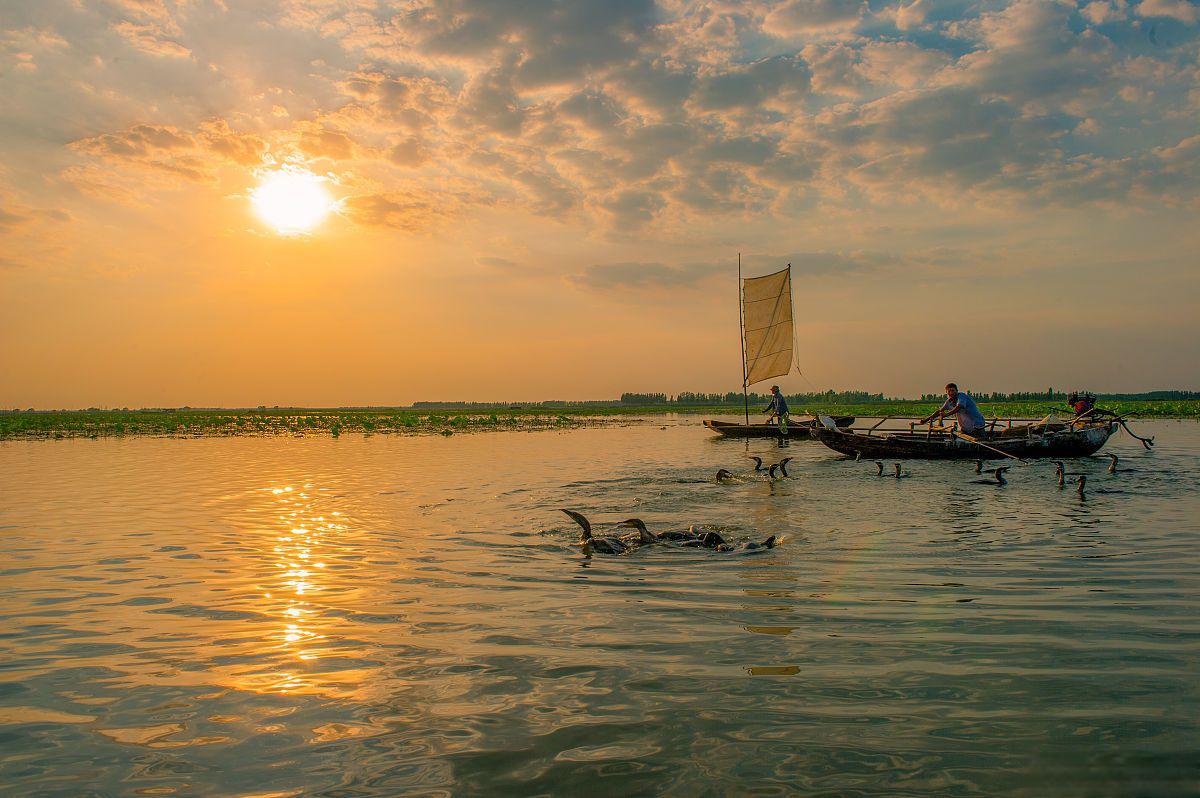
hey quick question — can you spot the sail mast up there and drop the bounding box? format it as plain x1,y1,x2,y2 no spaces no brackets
738,252,749,424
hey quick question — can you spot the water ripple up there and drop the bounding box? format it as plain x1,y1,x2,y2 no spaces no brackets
0,421,1197,796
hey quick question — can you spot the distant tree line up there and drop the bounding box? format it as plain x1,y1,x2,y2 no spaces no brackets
620,390,887,406
410,399,621,409
8,389,1195,414
917,389,1200,402
414,388,1198,411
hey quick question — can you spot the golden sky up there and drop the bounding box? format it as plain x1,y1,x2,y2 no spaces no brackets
1,0,1198,407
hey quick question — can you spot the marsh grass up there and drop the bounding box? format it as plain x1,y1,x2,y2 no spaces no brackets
1,400,1193,440
0,409,589,440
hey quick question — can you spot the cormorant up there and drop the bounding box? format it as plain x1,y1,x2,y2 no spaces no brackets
971,467,1008,486
560,509,629,554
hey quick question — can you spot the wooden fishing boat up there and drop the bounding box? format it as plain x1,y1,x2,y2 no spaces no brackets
705,416,854,438
810,417,1116,459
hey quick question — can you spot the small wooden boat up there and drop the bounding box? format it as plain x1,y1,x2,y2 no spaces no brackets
704,416,855,438
810,417,1116,459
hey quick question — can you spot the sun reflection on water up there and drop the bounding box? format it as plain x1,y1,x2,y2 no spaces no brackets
254,483,354,694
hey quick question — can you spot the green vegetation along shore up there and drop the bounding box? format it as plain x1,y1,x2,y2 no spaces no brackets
1,399,1196,440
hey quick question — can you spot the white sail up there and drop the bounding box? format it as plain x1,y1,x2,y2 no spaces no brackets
742,266,793,386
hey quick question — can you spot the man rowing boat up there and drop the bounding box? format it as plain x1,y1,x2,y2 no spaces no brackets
763,385,790,433
921,383,987,437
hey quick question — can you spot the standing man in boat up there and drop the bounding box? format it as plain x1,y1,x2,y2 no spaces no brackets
763,385,790,433
921,383,987,437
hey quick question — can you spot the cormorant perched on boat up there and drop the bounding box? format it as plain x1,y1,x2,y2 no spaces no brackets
716,468,735,482
747,455,765,471
617,518,696,543
560,509,629,554
972,467,1008,486
874,461,885,476
893,463,910,479
775,457,793,477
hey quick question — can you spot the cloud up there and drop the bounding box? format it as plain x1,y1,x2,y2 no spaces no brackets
606,59,696,117
110,21,191,58
70,124,194,159
297,127,356,160
0,207,27,228
399,0,658,87
388,136,431,167
106,0,191,59
339,191,456,231
454,64,527,136
763,0,868,35
1136,0,1198,23
571,260,725,289
892,0,933,30
64,119,275,193
337,71,452,129
558,90,626,132
770,250,899,274
1081,1,1128,25
691,56,811,111
600,189,667,229
476,256,519,270
12,0,1200,238
199,119,268,166
573,250,896,290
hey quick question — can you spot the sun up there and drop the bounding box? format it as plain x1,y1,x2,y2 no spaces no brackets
251,169,333,234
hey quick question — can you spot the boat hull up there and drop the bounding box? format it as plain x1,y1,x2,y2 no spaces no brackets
811,423,1115,459
704,417,855,438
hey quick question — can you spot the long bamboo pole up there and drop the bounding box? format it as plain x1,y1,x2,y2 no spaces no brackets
952,431,1028,462
738,252,749,425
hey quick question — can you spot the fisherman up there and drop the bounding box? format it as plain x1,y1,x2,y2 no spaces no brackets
1068,391,1096,417
920,383,987,437
763,385,790,432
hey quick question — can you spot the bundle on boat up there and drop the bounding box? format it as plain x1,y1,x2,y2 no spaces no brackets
810,414,1121,460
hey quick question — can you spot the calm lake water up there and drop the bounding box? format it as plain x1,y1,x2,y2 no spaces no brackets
1,418,1197,797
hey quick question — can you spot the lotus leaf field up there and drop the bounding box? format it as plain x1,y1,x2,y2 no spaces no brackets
1,400,1195,440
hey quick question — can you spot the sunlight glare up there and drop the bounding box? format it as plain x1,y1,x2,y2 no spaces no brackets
251,171,332,234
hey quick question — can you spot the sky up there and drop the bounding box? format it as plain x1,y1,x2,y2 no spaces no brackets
1,0,1198,408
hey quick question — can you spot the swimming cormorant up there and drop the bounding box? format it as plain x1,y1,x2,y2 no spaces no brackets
1104,453,1134,474
971,467,1008,486
617,518,697,543
560,509,629,554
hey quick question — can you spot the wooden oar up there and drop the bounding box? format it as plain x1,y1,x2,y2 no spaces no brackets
952,431,1029,463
